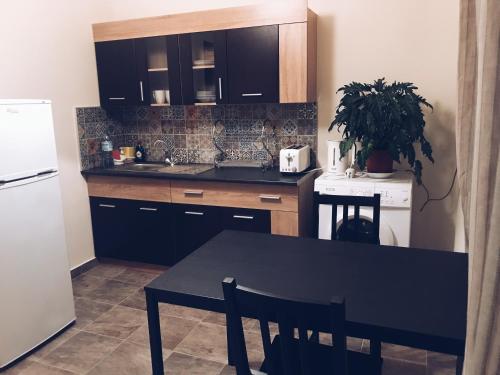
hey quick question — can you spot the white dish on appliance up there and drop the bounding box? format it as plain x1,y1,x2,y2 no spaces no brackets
366,171,395,179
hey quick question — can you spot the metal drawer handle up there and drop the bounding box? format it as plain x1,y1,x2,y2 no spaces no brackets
140,207,158,212
218,78,223,100
259,194,281,201
233,215,254,220
184,190,204,196
139,81,144,102
185,211,204,216
108,97,126,100
99,204,116,208
242,93,263,97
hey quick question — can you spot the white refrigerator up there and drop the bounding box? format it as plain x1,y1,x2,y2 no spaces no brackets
0,100,75,369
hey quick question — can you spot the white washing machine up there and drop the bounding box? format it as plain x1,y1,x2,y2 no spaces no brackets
314,172,414,247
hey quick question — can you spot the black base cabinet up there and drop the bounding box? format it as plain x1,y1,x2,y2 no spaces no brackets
173,204,222,262
90,198,271,266
90,197,175,266
128,200,175,265
90,197,133,260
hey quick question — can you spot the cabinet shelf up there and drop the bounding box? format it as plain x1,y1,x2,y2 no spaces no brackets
151,103,170,107
194,102,216,106
192,64,215,70
148,67,169,72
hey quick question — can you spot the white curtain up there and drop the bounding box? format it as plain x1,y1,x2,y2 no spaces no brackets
456,0,500,374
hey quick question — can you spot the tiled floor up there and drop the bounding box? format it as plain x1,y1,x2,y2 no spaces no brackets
5,261,458,374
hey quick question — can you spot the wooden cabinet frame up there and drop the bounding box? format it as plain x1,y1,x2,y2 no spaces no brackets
86,173,316,237
92,2,317,103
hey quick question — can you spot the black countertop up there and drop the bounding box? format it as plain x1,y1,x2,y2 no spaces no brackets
81,164,315,186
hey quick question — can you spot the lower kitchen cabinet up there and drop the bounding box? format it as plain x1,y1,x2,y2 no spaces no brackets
90,197,132,259
90,198,272,266
128,200,174,265
221,207,270,233
173,204,222,262
90,197,175,265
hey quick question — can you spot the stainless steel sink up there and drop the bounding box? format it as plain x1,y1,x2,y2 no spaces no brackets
157,164,213,174
117,163,213,174
120,163,165,171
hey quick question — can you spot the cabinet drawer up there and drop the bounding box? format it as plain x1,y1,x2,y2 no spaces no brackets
222,207,270,233
171,181,298,212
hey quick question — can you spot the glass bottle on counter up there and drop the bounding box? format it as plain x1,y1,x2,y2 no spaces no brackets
101,135,113,168
135,142,146,162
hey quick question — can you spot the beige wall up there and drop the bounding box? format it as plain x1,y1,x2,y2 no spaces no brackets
0,0,461,269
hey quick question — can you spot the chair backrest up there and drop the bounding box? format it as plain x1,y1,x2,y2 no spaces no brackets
222,277,348,375
314,192,381,245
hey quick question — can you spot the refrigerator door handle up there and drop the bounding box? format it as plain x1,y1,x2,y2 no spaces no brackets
0,170,59,190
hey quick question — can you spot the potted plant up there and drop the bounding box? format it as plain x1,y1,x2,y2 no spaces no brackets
329,78,434,184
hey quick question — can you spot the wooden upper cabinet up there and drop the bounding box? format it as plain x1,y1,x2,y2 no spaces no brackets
279,12,317,103
226,26,279,104
95,40,140,107
179,31,228,105
92,3,317,105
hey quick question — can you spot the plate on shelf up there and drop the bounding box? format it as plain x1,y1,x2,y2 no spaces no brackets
193,59,215,66
366,171,395,179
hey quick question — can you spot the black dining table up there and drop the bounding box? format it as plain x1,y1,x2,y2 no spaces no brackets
144,230,468,375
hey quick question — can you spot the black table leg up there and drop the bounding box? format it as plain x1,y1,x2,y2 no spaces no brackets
456,356,464,375
370,339,382,375
146,291,164,375
226,314,235,366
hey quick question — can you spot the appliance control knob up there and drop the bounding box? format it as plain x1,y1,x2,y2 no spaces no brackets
292,166,297,172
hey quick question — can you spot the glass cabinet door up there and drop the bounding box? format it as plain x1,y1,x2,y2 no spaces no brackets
136,36,182,106
179,31,227,105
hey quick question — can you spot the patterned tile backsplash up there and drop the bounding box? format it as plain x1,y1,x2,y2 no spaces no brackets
76,103,317,170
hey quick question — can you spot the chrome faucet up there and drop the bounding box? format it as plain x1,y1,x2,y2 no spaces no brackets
153,139,175,166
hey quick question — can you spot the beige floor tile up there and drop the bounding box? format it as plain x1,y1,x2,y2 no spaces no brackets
73,297,114,329
119,288,146,310
84,279,138,304
383,358,427,375
38,331,121,373
175,322,229,363
3,360,76,375
72,274,107,298
426,352,457,375
112,268,159,287
84,263,127,279
159,303,210,321
382,343,427,364
84,305,147,339
30,326,80,360
87,341,156,375
218,365,237,375
164,352,225,375
128,314,198,350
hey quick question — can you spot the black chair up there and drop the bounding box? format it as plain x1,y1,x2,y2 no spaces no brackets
313,192,382,364
222,277,381,375
314,192,381,245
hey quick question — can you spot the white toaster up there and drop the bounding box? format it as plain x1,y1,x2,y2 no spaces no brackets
279,145,311,173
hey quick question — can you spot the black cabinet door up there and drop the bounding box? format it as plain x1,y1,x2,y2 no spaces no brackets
128,200,175,266
89,197,132,259
95,40,140,107
222,207,271,233
226,25,279,104
135,36,183,106
174,204,222,262
179,31,228,105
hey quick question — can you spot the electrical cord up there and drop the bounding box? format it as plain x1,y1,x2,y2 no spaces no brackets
418,168,457,212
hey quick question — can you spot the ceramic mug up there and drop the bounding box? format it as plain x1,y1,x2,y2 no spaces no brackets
153,90,166,104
